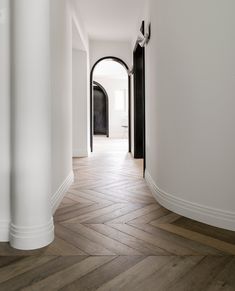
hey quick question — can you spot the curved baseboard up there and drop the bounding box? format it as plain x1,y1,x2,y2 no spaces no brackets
0,221,10,242
51,171,74,214
145,170,235,231
9,218,54,250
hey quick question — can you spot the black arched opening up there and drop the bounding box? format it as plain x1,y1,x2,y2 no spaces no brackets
93,81,109,138
90,56,131,152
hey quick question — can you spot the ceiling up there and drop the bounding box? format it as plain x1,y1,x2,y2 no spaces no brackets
73,0,146,41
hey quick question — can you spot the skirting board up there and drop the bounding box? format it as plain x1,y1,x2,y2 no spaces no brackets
51,171,74,214
145,170,235,231
0,221,10,242
73,148,88,158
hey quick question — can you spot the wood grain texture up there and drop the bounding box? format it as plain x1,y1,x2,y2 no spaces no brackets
0,138,235,290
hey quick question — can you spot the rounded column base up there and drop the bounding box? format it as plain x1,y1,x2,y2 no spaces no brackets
9,218,54,250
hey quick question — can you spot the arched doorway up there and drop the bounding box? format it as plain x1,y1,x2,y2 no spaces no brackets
93,81,109,137
90,57,131,153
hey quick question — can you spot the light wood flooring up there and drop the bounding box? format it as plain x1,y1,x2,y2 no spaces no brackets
0,138,235,290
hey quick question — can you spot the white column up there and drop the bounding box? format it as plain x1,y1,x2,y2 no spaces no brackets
10,0,54,250
0,0,11,242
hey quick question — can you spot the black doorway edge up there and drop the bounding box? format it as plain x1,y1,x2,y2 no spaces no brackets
90,57,131,153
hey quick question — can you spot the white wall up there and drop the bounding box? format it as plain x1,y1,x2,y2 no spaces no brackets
50,0,73,200
144,0,235,230
94,77,128,139
90,40,132,70
50,0,90,210
0,0,10,241
72,49,89,157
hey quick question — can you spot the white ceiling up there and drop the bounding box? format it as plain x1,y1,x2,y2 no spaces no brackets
93,60,128,80
73,0,145,41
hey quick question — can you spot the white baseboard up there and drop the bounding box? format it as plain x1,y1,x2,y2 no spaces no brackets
1,172,74,248
0,221,10,242
145,170,235,231
10,218,54,250
51,171,74,214
73,148,88,158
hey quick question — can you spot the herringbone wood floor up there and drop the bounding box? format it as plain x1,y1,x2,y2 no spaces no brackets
0,138,235,290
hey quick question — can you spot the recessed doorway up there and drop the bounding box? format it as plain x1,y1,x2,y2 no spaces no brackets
93,81,109,137
90,57,131,154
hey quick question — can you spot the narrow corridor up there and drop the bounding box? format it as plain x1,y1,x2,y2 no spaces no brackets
0,139,235,290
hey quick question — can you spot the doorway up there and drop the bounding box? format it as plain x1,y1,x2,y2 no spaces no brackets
93,81,109,137
133,21,146,171
90,57,131,153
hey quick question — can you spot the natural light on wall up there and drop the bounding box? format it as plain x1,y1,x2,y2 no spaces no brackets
115,90,126,111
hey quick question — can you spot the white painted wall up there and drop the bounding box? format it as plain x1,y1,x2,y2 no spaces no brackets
94,77,128,139
144,0,235,230
0,0,10,241
50,0,73,199
72,49,89,157
71,0,89,51
50,0,90,211
90,40,132,70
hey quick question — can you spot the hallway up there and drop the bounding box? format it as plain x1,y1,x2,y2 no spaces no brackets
0,139,235,290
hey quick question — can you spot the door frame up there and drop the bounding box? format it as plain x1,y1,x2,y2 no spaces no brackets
93,81,109,138
90,56,131,153
133,21,146,172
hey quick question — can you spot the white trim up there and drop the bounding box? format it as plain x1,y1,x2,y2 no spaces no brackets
0,221,10,242
51,171,74,214
10,218,54,250
145,170,235,231
73,148,88,158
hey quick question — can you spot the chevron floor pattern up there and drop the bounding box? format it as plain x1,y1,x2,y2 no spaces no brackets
0,138,235,290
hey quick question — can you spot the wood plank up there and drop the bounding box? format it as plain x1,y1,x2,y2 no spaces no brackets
55,224,115,255
63,223,142,255
65,203,126,223
129,207,169,224
106,204,160,224
60,256,144,291
109,223,198,255
156,223,235,255
0,256,87,291
83,203,144,224
88,224,169,255
167,256,232,291
174,217,235,245
55,202,112,223
206,257,235,291
43,236,86,256
21,256,115,291
96,256,175,291
0,256,55,284
129,222,224,255
131,256,204,291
